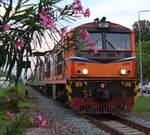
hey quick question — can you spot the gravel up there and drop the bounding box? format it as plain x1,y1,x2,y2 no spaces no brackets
118,113,150,128
25,87,110,135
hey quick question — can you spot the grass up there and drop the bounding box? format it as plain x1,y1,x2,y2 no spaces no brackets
18,98,31,109
0,83,37,135
132,96,150,115
0,112,31,135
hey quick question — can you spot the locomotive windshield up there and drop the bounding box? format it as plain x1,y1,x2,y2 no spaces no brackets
88,33,102,50
76,31,132,63
76,32,102,50
105,33,131,50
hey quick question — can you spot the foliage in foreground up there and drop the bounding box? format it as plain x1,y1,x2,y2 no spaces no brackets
0,0,90,83
3,112,29,135
0,84,48,134
0,84,29,134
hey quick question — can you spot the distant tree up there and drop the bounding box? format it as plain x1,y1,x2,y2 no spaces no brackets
133,20,150,80
136,40,150,80
141,40,150,80
132,20,150,42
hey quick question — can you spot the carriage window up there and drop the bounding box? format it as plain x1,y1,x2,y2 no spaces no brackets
46,61,51,78
57,51,63,63
106,33,131,50
56,51,63,75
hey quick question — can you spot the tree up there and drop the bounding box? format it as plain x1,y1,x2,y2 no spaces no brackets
135,35,150,81
0,0,90,83
132,20,150,80
132,20,150,42
140,40,150,80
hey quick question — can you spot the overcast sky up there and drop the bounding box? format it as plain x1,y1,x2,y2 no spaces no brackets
68,0,150,29
29,0,150,28
1,0,150,28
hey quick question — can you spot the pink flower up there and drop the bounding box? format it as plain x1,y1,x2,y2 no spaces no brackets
39,11,56,30
3,23,10,32
38,115,42,121
16,39,24,49
84,8,90,17
79,29,89,42
6,111,14,123
72,0,83,13
38,115,47,128
89,42,97,54
39,11,47,20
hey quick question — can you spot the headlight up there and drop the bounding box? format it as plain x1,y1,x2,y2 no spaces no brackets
97,21,110,28
120,69,127,75
82,69,88,75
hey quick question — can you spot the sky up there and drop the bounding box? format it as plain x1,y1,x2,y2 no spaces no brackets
69,0,150,29
1,0,150,29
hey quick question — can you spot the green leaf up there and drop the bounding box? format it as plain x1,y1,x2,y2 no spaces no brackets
3,0,13,21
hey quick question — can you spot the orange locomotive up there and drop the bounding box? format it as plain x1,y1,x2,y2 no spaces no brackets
28,17,138,114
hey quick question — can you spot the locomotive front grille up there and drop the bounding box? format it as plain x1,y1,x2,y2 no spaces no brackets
79,104,127,113
95,89,111,101
72,81,135,98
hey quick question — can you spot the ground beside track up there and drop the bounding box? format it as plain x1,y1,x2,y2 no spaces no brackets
130,112,150,121
25,87,110,135
25,87,150,135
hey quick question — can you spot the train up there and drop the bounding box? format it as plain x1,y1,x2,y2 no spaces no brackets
27,17,139,114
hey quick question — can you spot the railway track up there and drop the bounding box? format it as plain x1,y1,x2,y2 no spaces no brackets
84,114,150,135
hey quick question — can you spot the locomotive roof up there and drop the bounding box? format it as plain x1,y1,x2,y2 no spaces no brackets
72,21,133,33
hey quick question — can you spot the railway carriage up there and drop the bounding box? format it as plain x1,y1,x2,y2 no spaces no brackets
28,17,139,114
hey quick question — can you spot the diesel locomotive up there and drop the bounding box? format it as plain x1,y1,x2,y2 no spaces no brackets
28,17,139,114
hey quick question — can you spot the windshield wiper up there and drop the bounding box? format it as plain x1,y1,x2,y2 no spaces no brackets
105,39,116,50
